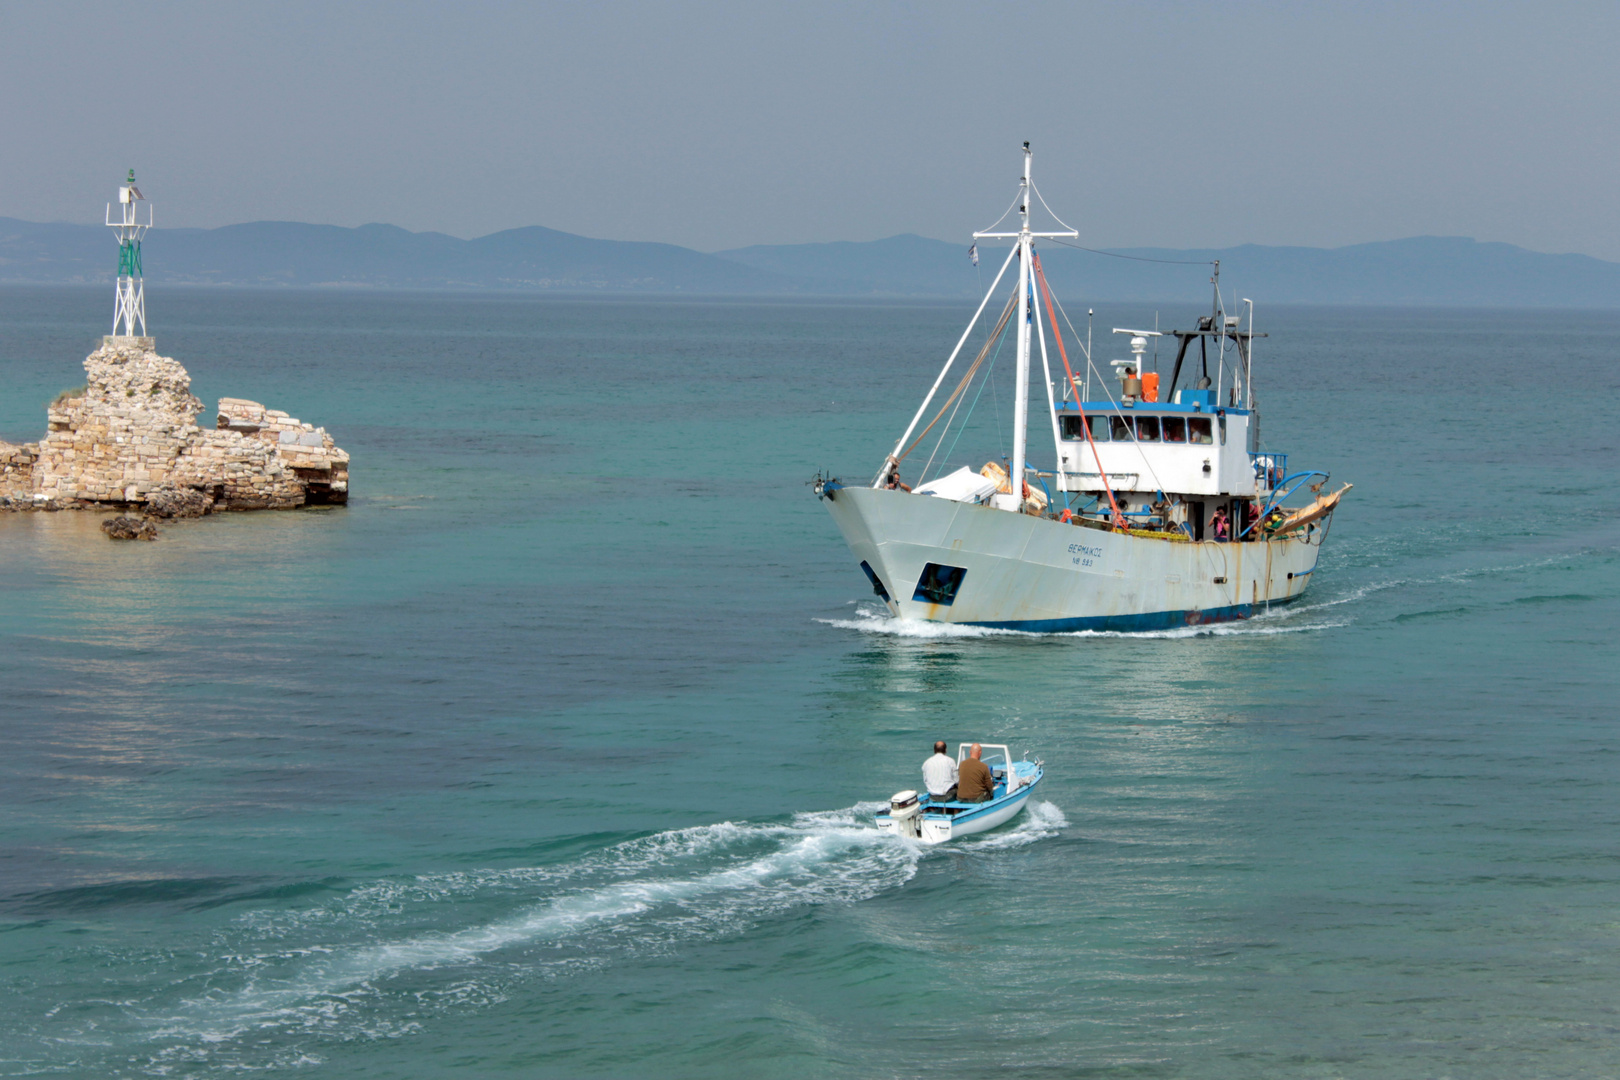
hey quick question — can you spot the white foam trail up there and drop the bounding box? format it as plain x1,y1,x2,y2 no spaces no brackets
165,806,1008,1042
817,612,1028,639
124,799,1070,1058
961,800,1068,850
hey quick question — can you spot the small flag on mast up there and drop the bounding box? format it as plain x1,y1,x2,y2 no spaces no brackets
968,243,978,266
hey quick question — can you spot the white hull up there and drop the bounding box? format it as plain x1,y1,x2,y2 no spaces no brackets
929,786,1032,841
877,772,1041,844
825,486,1325,631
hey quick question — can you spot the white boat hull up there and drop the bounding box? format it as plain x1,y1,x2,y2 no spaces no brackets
877,770,1042,844
925,785,1033,843
825,486,1326,631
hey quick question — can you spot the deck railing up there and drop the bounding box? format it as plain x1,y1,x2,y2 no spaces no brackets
1251,452,1287,492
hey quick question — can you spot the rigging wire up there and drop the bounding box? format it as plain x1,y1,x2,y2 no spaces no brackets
1026,181,1079,236
895,290,1019,465
921,295,1008,481
1036,253,1192,540
1048,288,1100,386
927,317,1009,481
976,187,1025,237
1031,253,1125,531
990,348,1006,461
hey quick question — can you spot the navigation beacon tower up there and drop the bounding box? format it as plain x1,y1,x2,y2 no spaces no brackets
106,169,152,340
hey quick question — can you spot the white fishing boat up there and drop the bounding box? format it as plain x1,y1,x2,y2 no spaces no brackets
876,743,1043,845
815,142,1348,632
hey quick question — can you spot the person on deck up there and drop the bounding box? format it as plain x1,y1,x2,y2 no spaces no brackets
885,470,912,492
956,744,997,803
1211,505,1231,541
922,741,958,802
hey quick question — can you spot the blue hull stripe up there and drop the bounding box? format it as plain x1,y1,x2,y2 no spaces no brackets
965,595,1301,634
937,786,1034,825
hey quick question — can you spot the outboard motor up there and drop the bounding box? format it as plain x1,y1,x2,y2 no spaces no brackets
888,789,922,839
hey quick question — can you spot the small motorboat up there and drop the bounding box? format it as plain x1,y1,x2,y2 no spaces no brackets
875,743,1043,844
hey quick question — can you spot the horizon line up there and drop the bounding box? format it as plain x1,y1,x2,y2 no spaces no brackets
2,215,1615,265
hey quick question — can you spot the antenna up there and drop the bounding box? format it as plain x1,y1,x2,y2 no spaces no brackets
106,169,152,338
1086,309,1093,400
1242,298,1255,410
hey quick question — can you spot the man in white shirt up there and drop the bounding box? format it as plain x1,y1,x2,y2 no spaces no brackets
921,741,958,802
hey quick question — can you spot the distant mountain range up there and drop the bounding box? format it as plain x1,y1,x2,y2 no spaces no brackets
3,217,1617,307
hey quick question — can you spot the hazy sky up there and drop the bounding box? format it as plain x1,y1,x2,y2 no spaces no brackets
3,1,1617,257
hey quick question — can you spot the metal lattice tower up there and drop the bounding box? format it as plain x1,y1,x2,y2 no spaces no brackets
106,169,152,338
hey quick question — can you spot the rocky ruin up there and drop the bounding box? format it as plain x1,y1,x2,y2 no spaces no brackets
0,336,348,514
101,515,160,540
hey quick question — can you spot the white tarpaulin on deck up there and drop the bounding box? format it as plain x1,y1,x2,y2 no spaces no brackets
913,466,998,504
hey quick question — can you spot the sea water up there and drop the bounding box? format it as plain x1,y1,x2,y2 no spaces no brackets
0,287,1617,1078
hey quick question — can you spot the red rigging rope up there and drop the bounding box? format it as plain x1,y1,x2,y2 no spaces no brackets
1033,253,1126,531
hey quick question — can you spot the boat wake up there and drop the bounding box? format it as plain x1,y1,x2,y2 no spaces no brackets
967,798,1068,849
70,802,1061,1070
818,604,1346,640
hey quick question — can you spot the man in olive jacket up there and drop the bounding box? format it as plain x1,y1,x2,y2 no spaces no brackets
956,743,996,802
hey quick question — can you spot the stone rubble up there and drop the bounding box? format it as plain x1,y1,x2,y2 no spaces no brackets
101,515,160,540
0,337,349,514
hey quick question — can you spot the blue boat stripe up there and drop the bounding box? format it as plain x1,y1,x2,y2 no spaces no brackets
931,781,1038,824
963,595,1301,634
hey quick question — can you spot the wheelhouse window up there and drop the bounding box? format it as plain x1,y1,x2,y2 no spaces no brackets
1107,415,1129,441
1059,414,1087,441
1189,417,1214,444
1089,415,1110,441
1162,417,1187,443
1218,416,1227,445
1135,416,1160,441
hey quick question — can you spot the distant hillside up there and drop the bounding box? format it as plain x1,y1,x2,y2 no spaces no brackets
3,217,1618,307
0,219,790,293
722,234,1620,308
715,234,981,296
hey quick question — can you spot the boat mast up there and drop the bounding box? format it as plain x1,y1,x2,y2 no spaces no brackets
1011,145,1032,504
970,142,1075,509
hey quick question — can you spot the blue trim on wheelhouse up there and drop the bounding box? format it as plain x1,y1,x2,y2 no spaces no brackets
1055,401,1252,415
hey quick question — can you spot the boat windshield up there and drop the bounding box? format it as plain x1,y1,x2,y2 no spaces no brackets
956,743,1012,769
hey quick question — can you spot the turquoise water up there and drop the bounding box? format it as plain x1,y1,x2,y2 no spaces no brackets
2,287,1618,1077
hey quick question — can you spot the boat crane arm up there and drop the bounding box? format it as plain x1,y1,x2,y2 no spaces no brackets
1162,326,1268,404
